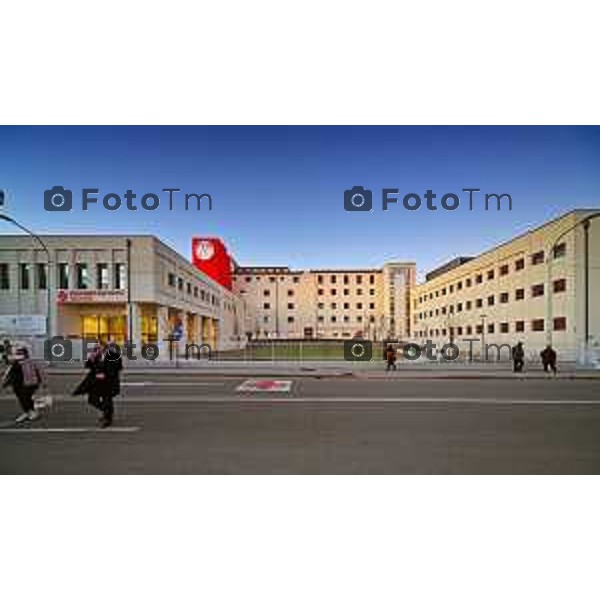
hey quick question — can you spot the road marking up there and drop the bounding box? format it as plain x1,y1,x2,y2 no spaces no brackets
236,379,293,393
0,426,140,433
234,397,600,405
122,381,224,387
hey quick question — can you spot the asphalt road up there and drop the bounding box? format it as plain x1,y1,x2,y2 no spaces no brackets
1,372,599,474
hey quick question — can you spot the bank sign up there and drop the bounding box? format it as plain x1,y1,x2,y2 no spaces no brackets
56,290,127,303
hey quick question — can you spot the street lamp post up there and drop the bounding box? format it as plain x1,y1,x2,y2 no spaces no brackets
480,314,487,362
0,213,52,343
545,212,600,364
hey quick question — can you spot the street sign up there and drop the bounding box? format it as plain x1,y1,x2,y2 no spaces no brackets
236,379,293,393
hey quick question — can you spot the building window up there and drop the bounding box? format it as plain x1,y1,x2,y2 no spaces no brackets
457,302,463,312
500,264,509,276
466,278,472,287
168,272,176,287
369,275,375,284
317,316,324,323
487,269,494,280
193,286,198,297
356,288,363,296
476,274,483,284
369,302,375,310
515,288,525,300
293,276,300,283
553,278,567,293
263,316,270,323
0,263,9,290
531,283,544,297
553,317,567,331
466,325,473,335
500,322,509,333
36,263,48,290
177,277,183,291
466,300,472,310
263,303,270,309
287,316,295,323
343,315,350,323
356,302,363,310
531,251,545,265
96,263,109,289
287,289,294,297
331,302,337,309
269,276,276,283
369,288,375,296
343,302,350,310
487,323,494,334
318,288,324,296
476,324,483,334
531,319,545,332
516,320,525,332
19,264,30,290
330,275,337,284
317,275,323,284
500,292,509,304
58,263,69,289
487,295,495,306
318,302,324,309
263,289,270,297
287,303,294,310
442,288,447,296
457,281,463,290
356,275,363,284
331,315,337,323
476,298,483,308
515,258,525,271
553,243,566,259
114,264,127,290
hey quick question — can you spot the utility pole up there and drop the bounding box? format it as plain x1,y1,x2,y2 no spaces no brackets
126,238,133,344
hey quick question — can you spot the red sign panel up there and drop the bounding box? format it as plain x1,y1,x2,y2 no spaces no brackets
191,237,233,290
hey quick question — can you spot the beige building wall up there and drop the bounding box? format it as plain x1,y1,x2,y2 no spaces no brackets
232,263,416,341
0,235,246,359
411,210,600,363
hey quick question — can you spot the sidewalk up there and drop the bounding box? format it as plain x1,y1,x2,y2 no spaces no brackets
44,359,600,380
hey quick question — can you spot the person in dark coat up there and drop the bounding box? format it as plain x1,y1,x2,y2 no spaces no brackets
511,341,525,373
540,345,557,374
1,346,44,423
73,342,123,427
385,344,397,371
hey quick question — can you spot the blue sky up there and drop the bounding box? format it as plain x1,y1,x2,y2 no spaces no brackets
0,126,598,281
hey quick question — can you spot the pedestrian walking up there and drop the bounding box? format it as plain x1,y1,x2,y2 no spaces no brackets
73,342,123,427
1,346,45,423
512,341,525,373
385,344,397,371
540,344,558,374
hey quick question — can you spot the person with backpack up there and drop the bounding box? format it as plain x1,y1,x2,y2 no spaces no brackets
511,341,525,373
1,346,45,423
385,343,397,371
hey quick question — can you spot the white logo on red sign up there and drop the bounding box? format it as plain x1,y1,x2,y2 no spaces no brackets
194,240,215,261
